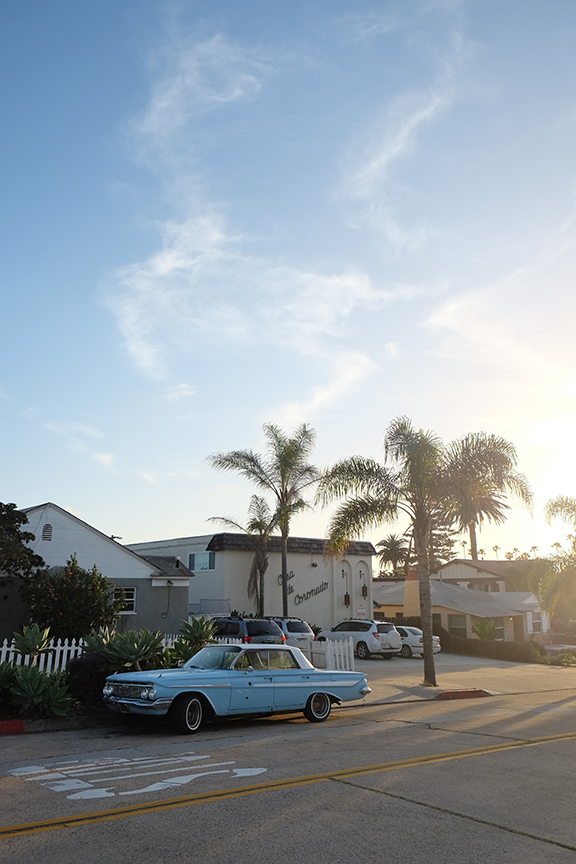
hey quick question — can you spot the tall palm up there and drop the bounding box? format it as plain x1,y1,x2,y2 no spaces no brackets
208,495,278,616
317,416,444,686
376,533,409,574
443,433,533,560
208,423,319,616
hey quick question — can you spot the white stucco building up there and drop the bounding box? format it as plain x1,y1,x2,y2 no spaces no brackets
127,533,376,630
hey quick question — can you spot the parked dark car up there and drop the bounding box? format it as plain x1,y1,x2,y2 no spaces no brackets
211,617,286,644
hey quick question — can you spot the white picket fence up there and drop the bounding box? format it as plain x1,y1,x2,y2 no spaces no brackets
0,637,85,673
0,635,355,673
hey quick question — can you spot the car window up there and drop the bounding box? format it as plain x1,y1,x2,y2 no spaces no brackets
286,621,312,633
333,622,354,632
214,621,242,637
246,620,282,636
268,650,299,670
358,622,371,631
396,627,406,636
234,650,269,671
377,623,395,633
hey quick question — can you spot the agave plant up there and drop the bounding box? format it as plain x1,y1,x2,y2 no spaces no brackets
100,629,165,672
12,625,53,667
178,616,218,655
82,626,116,654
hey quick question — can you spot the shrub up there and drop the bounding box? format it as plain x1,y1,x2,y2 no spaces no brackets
67,651,112,707
20,555,125,641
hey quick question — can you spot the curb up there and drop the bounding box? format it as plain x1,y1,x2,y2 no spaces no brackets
0,713,122,736
434,689,492,700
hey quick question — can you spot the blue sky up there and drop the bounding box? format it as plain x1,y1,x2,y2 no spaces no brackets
2,0,576,560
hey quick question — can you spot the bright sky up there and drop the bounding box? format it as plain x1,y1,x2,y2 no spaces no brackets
2,0,576,561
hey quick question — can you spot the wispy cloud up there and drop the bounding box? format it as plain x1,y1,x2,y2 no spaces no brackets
167,383,195,400
105,210,428,381
132,34,273,165
338,11,469,252
44,422,117,469
44,422,104,441
269,351,378,428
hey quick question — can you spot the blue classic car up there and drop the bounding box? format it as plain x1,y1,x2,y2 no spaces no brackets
103,643,371,734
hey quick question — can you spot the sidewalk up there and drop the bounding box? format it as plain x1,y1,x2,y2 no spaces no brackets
350,652,576,705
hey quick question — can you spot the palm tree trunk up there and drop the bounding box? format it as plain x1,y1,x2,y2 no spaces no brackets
281,528,289,616
414,521,437,687
468,523,478,560
259,552,268,617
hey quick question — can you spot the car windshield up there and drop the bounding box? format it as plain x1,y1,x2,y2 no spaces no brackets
183,645,243,670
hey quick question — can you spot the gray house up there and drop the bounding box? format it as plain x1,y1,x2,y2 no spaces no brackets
1,503,193,640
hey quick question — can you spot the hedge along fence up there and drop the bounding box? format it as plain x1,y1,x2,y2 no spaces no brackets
377,615,535,664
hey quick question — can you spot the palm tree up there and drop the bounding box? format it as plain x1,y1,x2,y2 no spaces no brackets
443,433,533,560
376,533,409,574
208,423,319,616
545,496,576,532
209,495,278,616
317,417,444,687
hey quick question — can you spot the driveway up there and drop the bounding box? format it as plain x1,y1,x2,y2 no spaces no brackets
351,652,576,705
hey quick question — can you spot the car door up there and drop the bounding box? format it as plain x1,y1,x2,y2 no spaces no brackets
269,649,311,710
229,649,273,713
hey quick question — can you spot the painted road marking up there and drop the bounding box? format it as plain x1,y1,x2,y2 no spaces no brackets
3,729,576,838
8,751,267,800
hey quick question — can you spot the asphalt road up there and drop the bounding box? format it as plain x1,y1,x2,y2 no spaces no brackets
3,664,576,864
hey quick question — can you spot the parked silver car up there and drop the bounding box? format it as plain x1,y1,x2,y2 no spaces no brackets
265,616,315,649
316,619,401,659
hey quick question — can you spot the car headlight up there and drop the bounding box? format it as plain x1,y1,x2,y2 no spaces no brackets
103,684,113,696
140,686,156,700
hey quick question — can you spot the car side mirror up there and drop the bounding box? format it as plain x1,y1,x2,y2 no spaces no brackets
247,665,254,673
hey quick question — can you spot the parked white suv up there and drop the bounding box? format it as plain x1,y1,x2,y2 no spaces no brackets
316,619,401,660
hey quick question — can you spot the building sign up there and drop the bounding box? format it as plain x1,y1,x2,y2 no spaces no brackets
294,581,329,606
356,605,366,618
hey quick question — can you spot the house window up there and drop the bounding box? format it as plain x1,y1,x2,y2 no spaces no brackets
531,611,542,633
41,524,53,541
448,614,467,638
493,617,505,640
114,587,136,614
189,552,215,571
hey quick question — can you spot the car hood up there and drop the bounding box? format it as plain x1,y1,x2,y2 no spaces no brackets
106,668,217,684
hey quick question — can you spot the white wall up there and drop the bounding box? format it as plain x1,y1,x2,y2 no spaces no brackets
25,504,154,581
127,535,374,629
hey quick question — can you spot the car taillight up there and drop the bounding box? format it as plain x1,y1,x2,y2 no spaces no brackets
419,638,423,642
372,631,379,638
243,636,251,643
281,634,286,642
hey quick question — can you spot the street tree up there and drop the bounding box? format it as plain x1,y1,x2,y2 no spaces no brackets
0,502,45,580
208,423,320,616
443,433,533,560
209,495,279,615
317,417,444,687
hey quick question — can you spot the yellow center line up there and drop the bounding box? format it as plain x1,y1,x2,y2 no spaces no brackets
3,729,576,839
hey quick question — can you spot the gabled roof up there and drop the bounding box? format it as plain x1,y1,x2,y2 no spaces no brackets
138,555,194,577
373,579,539,618
206,532,376,556
22,502,163,574
438,559,527,578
